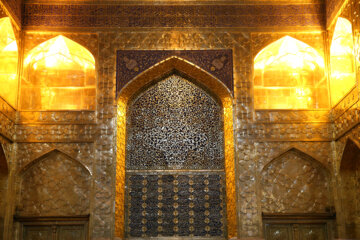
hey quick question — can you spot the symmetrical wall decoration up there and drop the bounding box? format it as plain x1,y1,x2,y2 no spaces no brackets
17,150,91,216
116,50,233,97
126,74,226,238
116,56,236,239
126,74,224,170
126,173,225,237
261,149,331,213
23,3,325,28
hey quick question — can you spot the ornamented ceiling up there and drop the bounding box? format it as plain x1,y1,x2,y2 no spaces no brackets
0,0,346,31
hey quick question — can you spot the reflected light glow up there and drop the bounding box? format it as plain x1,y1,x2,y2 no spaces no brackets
21,35,96,110
330,17,356,106
0,17,18,107
254,36,328,109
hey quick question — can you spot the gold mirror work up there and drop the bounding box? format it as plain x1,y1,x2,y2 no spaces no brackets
330,17,356,106
116,57,237,239
21,35,96,110
254,36,328,109
0,17,18,108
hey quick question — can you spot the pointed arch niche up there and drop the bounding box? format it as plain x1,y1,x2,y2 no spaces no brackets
261,148,331,213
339,138,360,238
253,36,328,109
330,17,356,106
116,57,236,239
17,149,91,217
21,35,96,110
0,145,8,239
0,17,18,108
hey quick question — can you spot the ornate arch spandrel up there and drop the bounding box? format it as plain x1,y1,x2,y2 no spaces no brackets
115,56,237,239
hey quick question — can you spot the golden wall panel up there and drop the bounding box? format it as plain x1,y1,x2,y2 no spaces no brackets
21,35,96,110
334,99,360,139
251,33,329,110
17,150,91,216
254,36,328,109
18,111,96,124
332,126,360,238
330,17,356,106
238,123,332,141
255,110,330,123
261,149,331,213
0,17,18,108
15,124,96,142
22,3,325,29
23,33,98,61
16,143,94,172
251,33,325,60
255,142,333,171
5,28,335,240
0,111,15,142
0,96,16,122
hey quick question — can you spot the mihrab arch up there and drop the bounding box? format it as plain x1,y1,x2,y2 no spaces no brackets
115,57,237,239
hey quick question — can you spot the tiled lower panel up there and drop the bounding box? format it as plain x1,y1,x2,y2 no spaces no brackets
126,172,225,238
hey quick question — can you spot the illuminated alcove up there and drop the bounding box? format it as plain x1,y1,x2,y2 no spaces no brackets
330,17,356,106
21,35,96,110
254,36,328,109
0,17,18,108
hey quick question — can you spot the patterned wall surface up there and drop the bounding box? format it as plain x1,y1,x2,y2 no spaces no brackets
339,140,360,239
16,143,94,172
126,173,225,238
0,20,352,240
22,3,325,28
115,51,237,239
126,74,224,170
116,50,233,96
17,151,91,216
261,149,331,213
125,74,226,238
331,7,360,236
97,29,334,239
0,97,15,142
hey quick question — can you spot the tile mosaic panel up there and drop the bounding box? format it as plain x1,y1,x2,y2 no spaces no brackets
126,172,225,238
23,4,325,28
126,74,224,170
116,50,233,96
